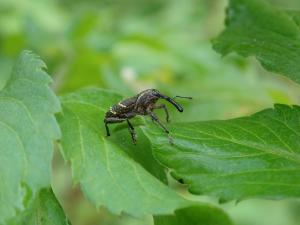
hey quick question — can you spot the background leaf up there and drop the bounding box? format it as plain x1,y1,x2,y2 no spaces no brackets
0,51,61,223
154,205,233,225
213,0,300,84
143,104,300,200
9,188,70,225
288,10,300,27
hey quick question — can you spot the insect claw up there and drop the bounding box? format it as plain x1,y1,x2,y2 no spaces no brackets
131,132,137,144
133,137,137,145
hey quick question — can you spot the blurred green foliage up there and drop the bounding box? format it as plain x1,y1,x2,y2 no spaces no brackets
1,0,300,225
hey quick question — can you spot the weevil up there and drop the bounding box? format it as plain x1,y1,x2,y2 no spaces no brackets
104,89,191,144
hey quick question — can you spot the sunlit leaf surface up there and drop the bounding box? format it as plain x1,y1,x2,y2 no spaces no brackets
144,104,300,200
0,51,61,223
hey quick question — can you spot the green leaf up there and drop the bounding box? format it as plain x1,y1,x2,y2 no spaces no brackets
143,104,300,200
288,10,300,28
154,205,233,225
213,0,300,84
57,88,189,216
9,188,70,225
57,88,235,223
0,51,61,223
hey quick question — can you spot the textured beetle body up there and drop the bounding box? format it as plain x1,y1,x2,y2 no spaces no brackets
104,89,189,144
107,96,137,118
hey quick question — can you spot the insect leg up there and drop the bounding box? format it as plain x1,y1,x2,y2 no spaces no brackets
147,109,174,144
105,122,110,136
153,104,170,123
104,117,126,137
126,119,137,144
146,109,169,133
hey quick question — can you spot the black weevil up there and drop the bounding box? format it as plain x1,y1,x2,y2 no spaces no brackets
104,89,191,144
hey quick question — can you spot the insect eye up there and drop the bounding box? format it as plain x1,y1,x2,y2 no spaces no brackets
152,89,160,96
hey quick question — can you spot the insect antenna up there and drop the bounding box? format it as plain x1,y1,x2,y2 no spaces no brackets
173,96,192,100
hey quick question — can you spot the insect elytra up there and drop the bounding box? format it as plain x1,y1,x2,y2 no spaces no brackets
104,89,191,144
118,102,127,108
109,107,117,115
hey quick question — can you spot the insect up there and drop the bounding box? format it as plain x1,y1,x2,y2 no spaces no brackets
104,89,191,144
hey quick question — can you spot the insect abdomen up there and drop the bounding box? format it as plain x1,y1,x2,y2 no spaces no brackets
108,96,136,116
